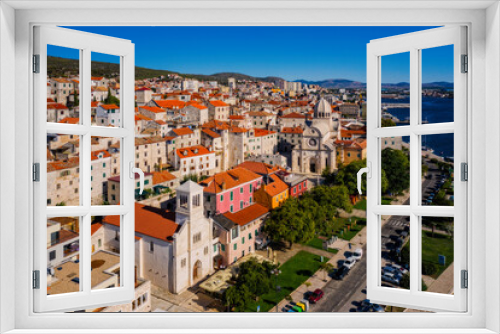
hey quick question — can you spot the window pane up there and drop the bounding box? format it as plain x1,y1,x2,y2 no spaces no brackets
47,217,80,295
381,136,410,204
91,137,121,205
381,215,410,290
421,216,454,294
421,45,454,124
47,45,80,124
380,52,410,127
47,134,80,206
421,134,454,206
91,215,121,290
91,52,121,127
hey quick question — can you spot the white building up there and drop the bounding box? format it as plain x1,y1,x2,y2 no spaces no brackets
174,145,216,178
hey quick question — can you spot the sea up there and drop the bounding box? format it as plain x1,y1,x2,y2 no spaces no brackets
381,96,454,160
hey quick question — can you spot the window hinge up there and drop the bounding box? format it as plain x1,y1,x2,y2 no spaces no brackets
461,162,468,182
33,163,40,182
461,54,468,73
461,270,468,289
33,54,40,73
33,270,40,289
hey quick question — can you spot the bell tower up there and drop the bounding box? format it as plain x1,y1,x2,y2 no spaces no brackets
175,181,205,225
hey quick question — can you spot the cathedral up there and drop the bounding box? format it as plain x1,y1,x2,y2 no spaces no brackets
291,98,338,174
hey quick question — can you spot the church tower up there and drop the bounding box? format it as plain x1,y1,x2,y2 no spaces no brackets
172,180,213,294
312,98,333,129
175,181,205,225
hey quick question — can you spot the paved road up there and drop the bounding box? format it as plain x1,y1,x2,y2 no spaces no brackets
312,168,447,312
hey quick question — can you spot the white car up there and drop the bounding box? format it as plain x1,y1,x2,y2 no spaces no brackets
352,248,363,260
343,257,357,269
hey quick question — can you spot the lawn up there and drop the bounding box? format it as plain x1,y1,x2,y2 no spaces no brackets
332,217,366,241
247,251,327,312
421,230,454,278
354,198,392,210
303,237,339,254
353,199,366,210
403,230,453,279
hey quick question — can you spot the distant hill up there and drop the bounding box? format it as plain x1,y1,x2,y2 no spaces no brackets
47,56,282,83
296,78,452,89
47,56,452,89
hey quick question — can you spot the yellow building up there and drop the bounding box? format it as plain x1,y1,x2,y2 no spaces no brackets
254,174,289,209
336,138,367,165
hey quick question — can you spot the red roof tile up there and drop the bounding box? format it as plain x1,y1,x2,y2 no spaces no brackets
176,145,213,159
222,203,268,226
199,167,262,194
172,127,194,136
103,203,179,242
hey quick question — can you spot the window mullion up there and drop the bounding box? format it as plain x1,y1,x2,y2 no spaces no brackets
409,47,421,294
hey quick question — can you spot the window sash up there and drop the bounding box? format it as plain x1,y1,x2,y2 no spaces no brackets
33,26,136,313
366,26,467,312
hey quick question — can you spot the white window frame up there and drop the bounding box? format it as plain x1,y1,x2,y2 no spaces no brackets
0,2,498,334
366,26,467,312
32,26,136,312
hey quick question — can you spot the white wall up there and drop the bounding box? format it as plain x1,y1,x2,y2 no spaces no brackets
0,2,15,333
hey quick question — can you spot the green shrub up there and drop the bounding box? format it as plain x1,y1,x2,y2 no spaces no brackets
422,262,437,275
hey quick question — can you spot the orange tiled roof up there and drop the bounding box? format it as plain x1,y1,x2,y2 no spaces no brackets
135,114,152,121
264,174,289,197
91,223,102,236
280,112,305,119
176,145,212,159
155,100,186,109
91,76,104,81
47,98,55,103
202,120,230,131
209,100,228,107
236,161,279,176
58,117,79,124
47,103,68,110
230,126,249,133
47,157,79,172
222,203,269,226
281,126,303,134
99,104,119,110
152,170,177,185
103,203,178,243
229,115,245,120
199,167,261,194
139,106,165,114
201,128,221,139
172,127,194,136
91,150,111,160
254,129,276,137
186,101,207,109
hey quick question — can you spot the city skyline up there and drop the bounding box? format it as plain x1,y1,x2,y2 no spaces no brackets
53,26,453,83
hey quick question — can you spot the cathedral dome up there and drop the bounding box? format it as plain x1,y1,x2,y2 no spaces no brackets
314,98,332,119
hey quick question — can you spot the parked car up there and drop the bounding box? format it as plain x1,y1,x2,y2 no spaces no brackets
255,237,269,250
352,248,363,260
343,257,357,269
333,266,350,280
308,289,324,303
372,304,385,312
387,263,409,275
382,272,402,285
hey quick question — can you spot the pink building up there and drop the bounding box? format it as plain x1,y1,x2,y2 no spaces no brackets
212,203,269,268
199,167,268,268
199,167,263,217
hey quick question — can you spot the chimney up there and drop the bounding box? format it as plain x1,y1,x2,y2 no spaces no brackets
221,181,226,191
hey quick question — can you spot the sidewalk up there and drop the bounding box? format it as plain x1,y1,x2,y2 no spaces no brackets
271,226,367,312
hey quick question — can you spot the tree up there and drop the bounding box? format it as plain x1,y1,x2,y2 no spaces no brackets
381,148,410,194
319,262,334,281
264,197,315,248
236,258,275,296
181,174,199,184
224,285,252,312
104,87,120,106
381,118,396,127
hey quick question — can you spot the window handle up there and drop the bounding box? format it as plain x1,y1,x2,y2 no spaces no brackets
357,162,371,195
130,162,145,194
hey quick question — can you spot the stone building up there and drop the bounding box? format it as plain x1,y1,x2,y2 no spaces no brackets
291,98,338,174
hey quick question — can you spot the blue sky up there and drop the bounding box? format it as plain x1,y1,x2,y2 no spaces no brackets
51,26,453,83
